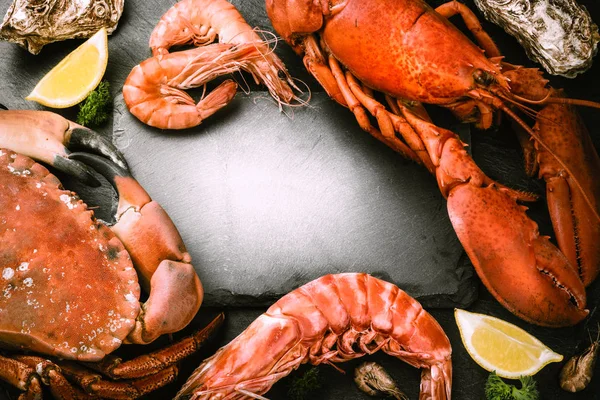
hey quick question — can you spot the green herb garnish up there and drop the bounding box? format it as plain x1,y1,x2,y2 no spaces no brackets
485,372,539,400
76,81,112,127
287,367,323,400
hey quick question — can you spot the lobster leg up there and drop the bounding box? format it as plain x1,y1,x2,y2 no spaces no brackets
295,32,438,168
434,1,501,58
301,35,347,106
68,153,204,344
325,55,436,170
296,35,425,164
385,94,432,123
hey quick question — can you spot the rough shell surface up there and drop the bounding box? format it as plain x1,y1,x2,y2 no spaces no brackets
0,149,140,361
0,0,124,54
474,0,599,78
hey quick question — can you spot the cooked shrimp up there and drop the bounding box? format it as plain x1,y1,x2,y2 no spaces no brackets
175,273,452,400
150,0,273,57
123,43,242,130
125,0,300,130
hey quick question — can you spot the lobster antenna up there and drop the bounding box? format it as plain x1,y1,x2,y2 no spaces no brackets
509,91,552,105
490,87,558,126
496,92,540,120
496,99,600,223
544,97,600,109
497,92,563,128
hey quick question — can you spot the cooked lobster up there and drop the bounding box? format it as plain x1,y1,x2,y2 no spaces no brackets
265,0,600,327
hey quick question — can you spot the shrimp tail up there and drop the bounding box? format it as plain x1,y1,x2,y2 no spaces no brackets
420,360,452,400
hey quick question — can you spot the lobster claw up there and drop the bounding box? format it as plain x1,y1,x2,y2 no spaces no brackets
503,68,600,287
448,183,588,327
532,102,600,287
399,102,590,327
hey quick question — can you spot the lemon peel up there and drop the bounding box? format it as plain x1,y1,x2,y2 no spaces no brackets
455,309,563,379
26,28,108,108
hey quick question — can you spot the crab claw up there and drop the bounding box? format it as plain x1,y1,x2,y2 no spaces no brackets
69,152,204,344
0,109,127,186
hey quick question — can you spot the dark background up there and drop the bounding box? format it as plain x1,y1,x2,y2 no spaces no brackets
1,0,600,399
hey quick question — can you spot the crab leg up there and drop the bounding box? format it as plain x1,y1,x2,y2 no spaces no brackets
83,312,224,379
0,109,127,186
1,314,224,399
12,356,92,400
0,355,43,400
11,356,176,399
49,363,177,400
69,152,204,344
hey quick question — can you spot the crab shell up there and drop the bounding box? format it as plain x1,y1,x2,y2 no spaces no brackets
0,149,141,361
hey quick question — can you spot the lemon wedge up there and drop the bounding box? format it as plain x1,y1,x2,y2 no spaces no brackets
455,309,563,379
26,28,108,108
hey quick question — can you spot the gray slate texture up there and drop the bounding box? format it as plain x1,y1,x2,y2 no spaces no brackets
0,0,477,308
113,93,473,307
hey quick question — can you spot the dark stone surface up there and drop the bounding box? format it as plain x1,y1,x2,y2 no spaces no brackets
0,0,477,307
0,0,599,399
113,92,473,308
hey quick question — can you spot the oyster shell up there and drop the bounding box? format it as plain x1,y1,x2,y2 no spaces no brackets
0,0,124,54
474,0,599,78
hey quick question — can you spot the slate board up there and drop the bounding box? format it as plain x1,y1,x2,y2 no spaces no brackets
113,92,475,307
0,0,478,309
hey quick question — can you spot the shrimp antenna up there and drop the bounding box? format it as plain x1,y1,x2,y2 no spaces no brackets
236,389,269,400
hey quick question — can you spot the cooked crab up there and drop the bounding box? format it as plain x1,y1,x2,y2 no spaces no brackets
0,109,219,398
